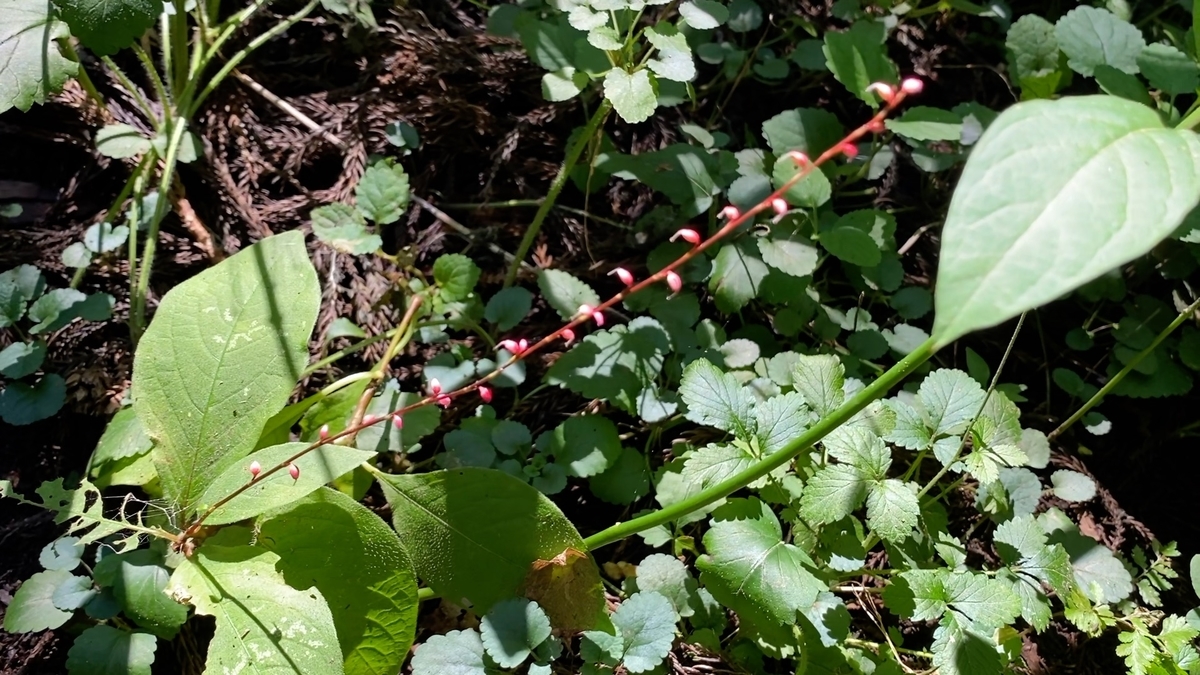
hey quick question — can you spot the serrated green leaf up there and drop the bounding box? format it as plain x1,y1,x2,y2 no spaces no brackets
538,268,600,320
62,241,91,268
820,226,880,267
65,625,156,675
259,488,418,675
609,592,676,672
55,0,160,55
411,629,498,675
709,239,770,312
679,359,756,437
95,124,151,159
198,442,377,525
932,96,1200,346
0,0,77,114
792,354,844,418
134,232,320,513
823,20,899,103
628,554,692,618
311,203,382,255
0,264,43,327
3,569,75,632
0,373,65,425
546,318,669,406
604,69,657,124
355,159,410,225
480,598,552,668
799,464,868,525
377,468,605,630
680,443,756,499
167,540,345,674
1055,6,1145,76
754,391,810,455
646,27,695,82
698,499,822,651
866,479,919,543
1138,43,1199,95
679,0,727,29
1051,469,1097,502
93,549,187,639
920,369,986,437
434,254,482,301
762,107,844,157
39,536,83,571
758,229,819,278
1006,14,1061,83
51,574,95,611
0,340,45,378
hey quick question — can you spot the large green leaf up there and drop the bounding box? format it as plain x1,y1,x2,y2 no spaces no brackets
0,0,77,114
258,488,419,675
93,549,188,639
167,536,344,674
134,232,320,513
376,468,605,630
932,96,1200,346
197,442,376,525
55,0,162,56
65,625,157,675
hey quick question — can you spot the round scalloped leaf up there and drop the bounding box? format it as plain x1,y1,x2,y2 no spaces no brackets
932,96,1200,347
1050,470,1096,502
604,69,657,124
93,549,187,639
0,373,65,425
95,124,152,159
0,340,45,379
538,268,600,321
66,625,156,675
434,254,482,301
355,159,410,225
484,287,534,331
1137,43,1199,96
609,592,677,673
39,537,83,571
679,0,727,29
480,598,552,668
377,467,605,631
55,0,161,55
3,570,75,633
411,630,492,675
1054,6,1145,77
258,488,419,675
0,0,77,114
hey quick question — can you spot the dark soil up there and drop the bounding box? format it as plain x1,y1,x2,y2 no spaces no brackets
2,1,1197,673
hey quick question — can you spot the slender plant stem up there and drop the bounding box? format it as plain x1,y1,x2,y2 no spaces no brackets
1178,103,1200,130
58,40,109,117
169,1,190,99
583,337,938,551
301,327,401,378
101,56,162,131
187,0,319,117
132,43,174,112
70,158,151,290
1049,295,1200,440
126,158,154,309
131,122,188,342
502,98,613,287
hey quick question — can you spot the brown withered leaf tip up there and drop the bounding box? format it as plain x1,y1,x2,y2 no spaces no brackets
520,546,606,635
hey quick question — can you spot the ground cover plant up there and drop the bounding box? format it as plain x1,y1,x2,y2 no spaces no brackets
5,0,1200,674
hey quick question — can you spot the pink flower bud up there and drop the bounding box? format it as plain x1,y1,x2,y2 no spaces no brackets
901,77,924,95
666,270,682,293
578,304,593,317
429,378,442,395
436,395,452,408
670,228,702,245
592,310,605,326
562,328,576,345
866,82,895,102
720,205,741,220
362,414,377,426
249,461,262,479
771,198,788,216
610,267,635,286
868,119,886,133
841,143,858,160
517,339,528,353
392,414,403,430
479,386,493,403
288,463,300,480
319,424,330,440
499,339,518,353
786,151,809,166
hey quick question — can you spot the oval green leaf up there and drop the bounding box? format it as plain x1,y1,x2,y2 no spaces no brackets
933,96,1200,347
133,231,320,513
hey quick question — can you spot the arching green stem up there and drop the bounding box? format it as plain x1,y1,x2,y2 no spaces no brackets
583,337,939,551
